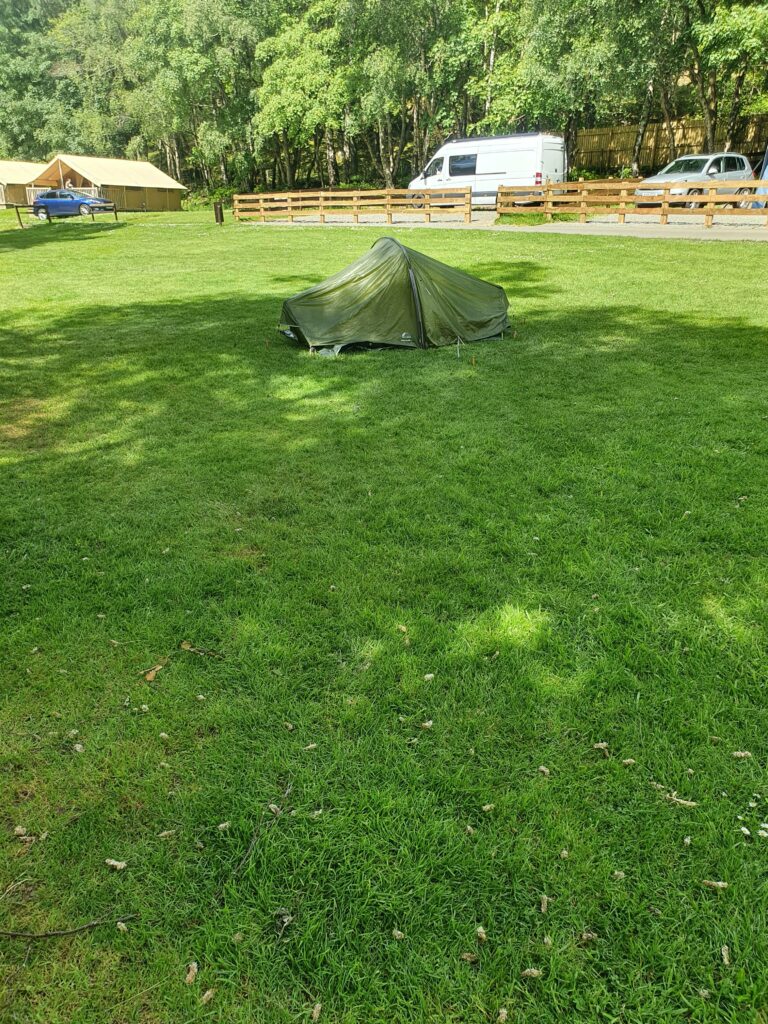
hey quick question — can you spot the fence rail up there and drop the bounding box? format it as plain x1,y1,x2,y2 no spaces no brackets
497,178,768,227
233,188,472,224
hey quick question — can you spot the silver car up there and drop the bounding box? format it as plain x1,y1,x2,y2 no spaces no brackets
635,152,755,207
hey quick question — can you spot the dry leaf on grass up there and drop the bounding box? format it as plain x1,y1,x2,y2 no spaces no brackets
721,945,731,966
465,825,476,835
392,929,405,940
284,721,295,732
159,732,169,741
420,720,433,730
543,935,553,948
702,880,728,890
268,804,282,816
200,989,215,1005
158,830,176,839
732,751,752,759
13,826,27,837
460,952,478,963
304,743,318,751
105,859,127,870
579,931,598,944
73,743,84,753
593,742,609,757
521,968,542,978
217,821,230,831
498,1009,508,1023
476,926,487,943
666,792,698,808
311,1003,322,1022
196,694,206,702
180,641,223,658
142,664,164,682
67,729,79,738
538,765,550,776
684,835,692,846
116,921,128,933
482,804,495,813
612,870,626,880
698,989,711,1000
540,894,549,913
185,962,198,985
559,848,569,859
424,673,435,681
622,758,636,767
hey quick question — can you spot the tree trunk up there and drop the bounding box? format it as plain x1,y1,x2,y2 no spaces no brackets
659,84,677,162
280,130,295,188
724,67,747,151
484,0,502,118
631,82,654,176
325,129,338,187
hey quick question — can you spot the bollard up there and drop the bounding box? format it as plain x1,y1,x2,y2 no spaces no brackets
213,201,224,225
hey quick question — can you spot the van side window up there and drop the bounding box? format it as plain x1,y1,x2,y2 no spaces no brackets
449,154,477,177
424,158,443,176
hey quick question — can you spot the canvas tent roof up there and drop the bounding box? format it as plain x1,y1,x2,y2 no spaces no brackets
0,160,46,185
281,237,510,351
32,154,186,190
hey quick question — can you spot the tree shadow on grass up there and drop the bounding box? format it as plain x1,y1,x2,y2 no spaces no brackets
2,284,768,1019
0,219,125,253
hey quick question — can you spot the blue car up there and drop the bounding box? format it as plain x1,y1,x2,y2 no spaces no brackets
32,189,113,219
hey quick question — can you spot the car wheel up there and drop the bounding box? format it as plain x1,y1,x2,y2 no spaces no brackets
37,209,49,221
79,203,91,217
736,187,754,209
686,189,703,209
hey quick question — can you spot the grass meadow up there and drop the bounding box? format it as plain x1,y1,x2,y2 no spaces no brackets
1,209,767,1022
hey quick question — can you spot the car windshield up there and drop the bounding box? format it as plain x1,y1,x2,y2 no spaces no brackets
661,158,709,174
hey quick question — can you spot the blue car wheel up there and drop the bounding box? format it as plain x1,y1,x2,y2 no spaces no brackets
79,203,91,217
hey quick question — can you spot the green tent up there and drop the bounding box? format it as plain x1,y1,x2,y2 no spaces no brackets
280,237,509,352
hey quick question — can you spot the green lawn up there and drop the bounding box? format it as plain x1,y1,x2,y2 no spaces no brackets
1,209,767,1023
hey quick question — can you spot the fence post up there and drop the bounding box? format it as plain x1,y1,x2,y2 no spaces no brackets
353,192,360,225
286,195,293,223
704,185,716,228
319,192,326,225
660,185,669,225
618,186,627,225
386,190,393,225
579,179,587,223
424,192,431,224
464,188,471,224
544,182,553,222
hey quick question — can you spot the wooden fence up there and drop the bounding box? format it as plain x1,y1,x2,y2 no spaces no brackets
497,179,768,227
233,188,472,224
574,117,768,173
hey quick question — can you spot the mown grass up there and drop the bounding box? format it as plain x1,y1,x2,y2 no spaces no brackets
495,211,578,225
1,208,767,1023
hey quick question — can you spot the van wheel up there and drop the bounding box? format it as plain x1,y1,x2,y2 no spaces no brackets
410,193,425,209
736,187,754,209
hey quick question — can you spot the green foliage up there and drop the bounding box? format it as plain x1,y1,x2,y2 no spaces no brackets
0,1,764,194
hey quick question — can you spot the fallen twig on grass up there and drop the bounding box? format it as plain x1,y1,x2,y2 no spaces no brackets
230,781,293,880
0,913,138,940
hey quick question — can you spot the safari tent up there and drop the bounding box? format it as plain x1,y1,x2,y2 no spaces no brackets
281,237,510,352
0,160,46,207
29,154,185,211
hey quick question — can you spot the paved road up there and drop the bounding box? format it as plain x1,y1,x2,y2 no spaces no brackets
245,209,768,241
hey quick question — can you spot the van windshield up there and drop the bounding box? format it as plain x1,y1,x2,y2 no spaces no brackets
424,158,443,177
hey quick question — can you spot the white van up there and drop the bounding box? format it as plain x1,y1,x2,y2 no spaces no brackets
408,133,567,206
